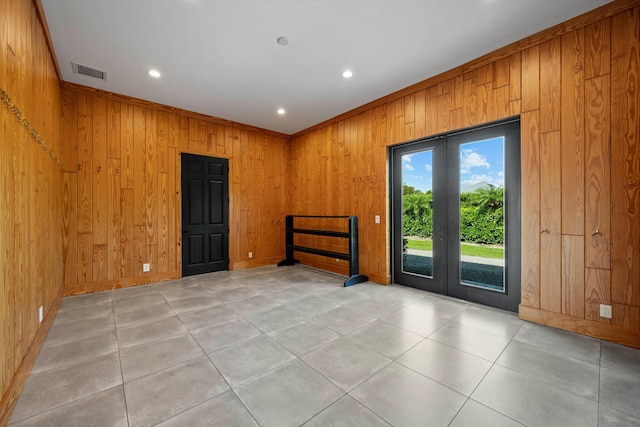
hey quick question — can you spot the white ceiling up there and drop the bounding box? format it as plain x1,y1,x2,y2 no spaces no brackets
42,0,611,135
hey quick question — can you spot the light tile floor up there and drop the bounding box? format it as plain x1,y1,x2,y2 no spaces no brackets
8,265,640,427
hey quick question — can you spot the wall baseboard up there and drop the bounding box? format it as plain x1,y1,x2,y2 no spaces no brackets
64,272,179,296
519,305,640,349
230,257,284,271
0,286,65,426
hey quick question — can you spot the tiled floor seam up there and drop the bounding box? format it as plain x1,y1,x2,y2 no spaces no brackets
110,295,131,427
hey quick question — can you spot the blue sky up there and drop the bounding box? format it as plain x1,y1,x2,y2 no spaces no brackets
402,137,504,192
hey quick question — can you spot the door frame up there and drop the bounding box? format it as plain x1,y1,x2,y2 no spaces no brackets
390,117,521,312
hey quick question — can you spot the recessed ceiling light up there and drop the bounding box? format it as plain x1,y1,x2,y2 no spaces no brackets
342,70,353,78
277,108,286,115
277,37,289,46
148,69,161,78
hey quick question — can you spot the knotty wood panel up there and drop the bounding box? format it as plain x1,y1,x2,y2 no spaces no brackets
561,29,585,235
611,7,640,307
585,19,611,79
1,0,64,417
585,75,611,269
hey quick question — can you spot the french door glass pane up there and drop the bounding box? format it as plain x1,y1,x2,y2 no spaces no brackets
401,150,433,277
458,138,505,291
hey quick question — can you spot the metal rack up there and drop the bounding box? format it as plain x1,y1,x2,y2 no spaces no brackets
277,215,368,287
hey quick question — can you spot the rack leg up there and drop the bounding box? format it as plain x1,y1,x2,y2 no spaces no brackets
344,274,368,287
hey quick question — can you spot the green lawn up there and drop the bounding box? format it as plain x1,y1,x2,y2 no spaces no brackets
406,238,504,259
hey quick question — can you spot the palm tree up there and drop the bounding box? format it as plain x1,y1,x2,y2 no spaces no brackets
474,186,504,212
403,193,431,217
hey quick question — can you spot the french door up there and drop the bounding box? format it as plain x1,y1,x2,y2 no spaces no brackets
391,119,521,312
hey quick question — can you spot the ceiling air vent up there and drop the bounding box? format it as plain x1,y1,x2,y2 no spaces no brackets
71,62,107,81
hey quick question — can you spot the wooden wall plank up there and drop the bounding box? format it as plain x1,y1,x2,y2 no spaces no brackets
509,53,522,102
494,57,510,88
132,106,145,227
77,233,92,283
76,94,92,234
107,100,121,159
120,103,134,189
521,111,541,308
540,131,562,313
107,159,121,280
539,39,562,132
463,75,478,127
62,173,77,285
92,244,107,282
584,75,611,269
168,148,178,272
561,29,585,235
413,90,426,137
92,96,107,246
188,117,198,151
145,110,158,247
521,45,540,112
157,172,169,273
120,189,134,278
62,90,77,172
585,18,611,79
157,111,168,173
562,235,585,318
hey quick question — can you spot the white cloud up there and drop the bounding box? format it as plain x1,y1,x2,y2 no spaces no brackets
402,154,412,163
424,164,432,172
460,149,490,173
405,163,414,171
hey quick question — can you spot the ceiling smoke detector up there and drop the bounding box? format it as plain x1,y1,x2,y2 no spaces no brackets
71,62,107,81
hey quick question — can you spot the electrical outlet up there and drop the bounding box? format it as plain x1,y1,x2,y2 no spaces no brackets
375,215,381,224
38,306,43,323
248,252,253,259
600,304,612,319
143,263,151,272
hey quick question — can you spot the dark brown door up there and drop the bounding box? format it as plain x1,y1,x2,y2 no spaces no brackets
181,153,229,276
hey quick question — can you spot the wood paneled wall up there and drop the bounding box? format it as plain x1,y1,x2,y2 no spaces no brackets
289,2,640,346
61,85,289,294
0,0,65,422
